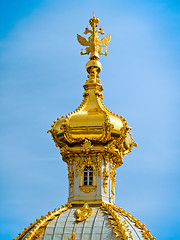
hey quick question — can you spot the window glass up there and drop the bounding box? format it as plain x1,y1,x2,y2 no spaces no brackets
83,166,93,186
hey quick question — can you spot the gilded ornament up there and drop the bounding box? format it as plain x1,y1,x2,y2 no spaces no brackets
104,154,109,166
103,167,109,193
77,14,111,60
81,139,92,153
60,144,69,155
101,202,133,239
80,156,96,176
74,154,80,178
79,185,96,193
68,168,74,193
97,153,102,176
110,162,116,199
68,232,79,240
75,203,93,222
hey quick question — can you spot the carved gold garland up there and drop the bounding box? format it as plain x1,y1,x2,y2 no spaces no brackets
101,202,133,239
103,167,109,193
110,159,116,199
68,168,74,193
13,203,72,240
112,205,155,240
97,152,102,176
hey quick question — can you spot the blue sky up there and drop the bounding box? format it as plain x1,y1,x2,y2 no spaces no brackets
0,0,180,239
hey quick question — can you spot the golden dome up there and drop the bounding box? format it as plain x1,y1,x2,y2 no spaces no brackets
49,68,135,150
48,15,136,162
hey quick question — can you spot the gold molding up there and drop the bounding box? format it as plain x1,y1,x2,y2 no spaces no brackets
97,153,102,176
68,194,110,199
103,167,109,193
70,200,103,205
13,203,72,240
110,160,116,199
74,154,80,178
79,185,97,193
68,168,74,193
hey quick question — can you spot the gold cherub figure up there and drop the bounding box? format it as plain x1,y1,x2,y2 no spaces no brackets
77,14,111,60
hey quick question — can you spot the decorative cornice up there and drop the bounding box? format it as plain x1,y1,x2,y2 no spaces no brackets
60,147,126,169
13,203,72,240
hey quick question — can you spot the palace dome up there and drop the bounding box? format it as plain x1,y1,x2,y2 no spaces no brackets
15,203,154,240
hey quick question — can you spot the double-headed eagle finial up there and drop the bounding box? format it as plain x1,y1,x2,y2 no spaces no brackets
77,14,111,60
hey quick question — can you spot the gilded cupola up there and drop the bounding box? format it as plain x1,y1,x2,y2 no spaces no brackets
48,14,137,172
13,14,155,240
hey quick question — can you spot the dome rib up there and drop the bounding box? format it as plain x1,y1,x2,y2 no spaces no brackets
112,205,155,240
13,203,72,240
102,202,133,239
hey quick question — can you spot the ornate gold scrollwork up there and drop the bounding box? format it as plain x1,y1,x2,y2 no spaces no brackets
101,202,133,239
79,185,97,193
75,203,93,222
81,139,92,153
103,167,109,193
74,154,80,178
68,168,74,193
110,160,116,199
104,153,109,166
97,153,102,176
80,156,96,176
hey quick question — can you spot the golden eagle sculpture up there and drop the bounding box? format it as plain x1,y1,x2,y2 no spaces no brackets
77,13,111,60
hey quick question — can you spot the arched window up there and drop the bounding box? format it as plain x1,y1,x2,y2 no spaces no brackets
83,166,93,186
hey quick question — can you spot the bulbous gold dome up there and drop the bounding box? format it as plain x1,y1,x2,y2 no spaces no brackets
47,15,137,167
48,66,136,163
